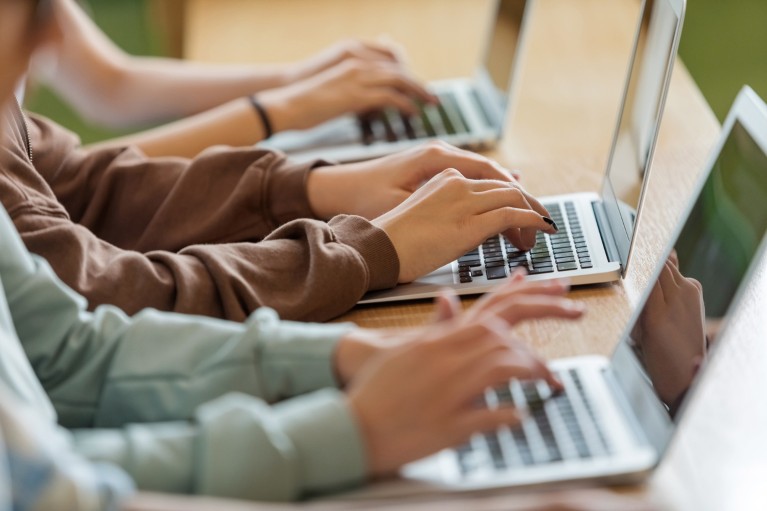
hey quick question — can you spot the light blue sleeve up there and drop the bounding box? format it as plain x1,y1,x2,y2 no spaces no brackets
0,201,355,427
0,385,134,511
0,205,368,500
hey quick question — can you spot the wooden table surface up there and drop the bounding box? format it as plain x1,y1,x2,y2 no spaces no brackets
180,1,767,509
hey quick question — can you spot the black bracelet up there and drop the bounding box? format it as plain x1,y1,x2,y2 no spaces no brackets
248,95,273,139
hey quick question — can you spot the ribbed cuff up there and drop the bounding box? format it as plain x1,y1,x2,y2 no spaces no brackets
274,389,367,496
265,153,334,225
328,215,400,291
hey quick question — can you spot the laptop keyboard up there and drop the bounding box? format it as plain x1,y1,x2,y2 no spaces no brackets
358,91,470,144
455,369,612,476
456,201,594,283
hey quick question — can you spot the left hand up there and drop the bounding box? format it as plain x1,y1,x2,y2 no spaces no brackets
306,141,526,220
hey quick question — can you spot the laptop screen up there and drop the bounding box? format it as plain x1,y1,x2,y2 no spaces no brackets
601,0,683,271
612,93,767,453
474,0,528,129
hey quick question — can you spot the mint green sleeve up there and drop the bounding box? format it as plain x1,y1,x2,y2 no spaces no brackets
72,389,367,501
0,206,368,500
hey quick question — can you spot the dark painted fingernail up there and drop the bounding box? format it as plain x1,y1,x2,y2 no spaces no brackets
542,216,558,232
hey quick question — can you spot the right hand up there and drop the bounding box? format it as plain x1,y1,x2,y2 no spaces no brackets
335,271,584,386
347,318,558,476
260,56,436,132
371,168,557,283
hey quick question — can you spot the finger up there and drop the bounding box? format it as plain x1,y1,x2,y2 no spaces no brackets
358,40,402,62
656,262,674,302
490,296,586,327
438,144,517,182
668,249,679,267
473,188,556,236
503,340,563,392
504,227,526,251
514,195,538,249
450,407,523,443
449,349,554,407
475,206,555,239
364,89,420,116
433,289,463,322
365,64,436,103
470,273,570,312
665,259,687,290
517,186,552,220
688,277,703,293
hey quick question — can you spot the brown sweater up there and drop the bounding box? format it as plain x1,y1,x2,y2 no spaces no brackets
0,100,399,322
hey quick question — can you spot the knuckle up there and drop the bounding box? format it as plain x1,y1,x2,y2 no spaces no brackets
424,139,447,155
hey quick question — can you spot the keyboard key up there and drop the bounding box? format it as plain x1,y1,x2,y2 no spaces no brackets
459,275,473,283
485,260,506,268
486,266,508,280
557,262,579,272
529,267,554,275
471,269,484,277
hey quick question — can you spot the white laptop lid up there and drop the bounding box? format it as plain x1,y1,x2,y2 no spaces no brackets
609,86,767,456
599,0,686,273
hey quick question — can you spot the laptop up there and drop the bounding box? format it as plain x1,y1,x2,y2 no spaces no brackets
259,0,531,163
346,85,767,498
360,0,685,304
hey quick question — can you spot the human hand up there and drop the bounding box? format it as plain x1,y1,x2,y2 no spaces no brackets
347,318,558,476
287,38,408,82
632,255,706,407
433,270,583,327
261,50,435,132
368,167,556,283
334,271,584,386
307,141,522,220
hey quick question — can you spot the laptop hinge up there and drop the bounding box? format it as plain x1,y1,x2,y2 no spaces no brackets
592,200,621,265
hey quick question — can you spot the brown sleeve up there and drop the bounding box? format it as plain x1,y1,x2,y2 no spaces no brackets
13,209,399,322
27,113,327,251
2,106,399,322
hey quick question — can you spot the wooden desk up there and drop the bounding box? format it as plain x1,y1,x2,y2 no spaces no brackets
180,1,767,509
185,0,718,359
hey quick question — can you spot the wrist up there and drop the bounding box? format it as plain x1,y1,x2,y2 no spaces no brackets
258,89,300,133
335,329,381,386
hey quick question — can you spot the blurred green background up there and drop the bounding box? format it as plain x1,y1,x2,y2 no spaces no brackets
24,0,767,143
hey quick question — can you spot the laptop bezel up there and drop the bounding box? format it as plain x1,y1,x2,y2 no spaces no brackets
471,0,533,134
599,0,686,276
608,85,767,457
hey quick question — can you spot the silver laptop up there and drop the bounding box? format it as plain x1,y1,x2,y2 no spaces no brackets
361,0,685,304
347,85,767,498
260,0,531,163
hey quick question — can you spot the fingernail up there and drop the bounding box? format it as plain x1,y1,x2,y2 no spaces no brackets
542,216,558,232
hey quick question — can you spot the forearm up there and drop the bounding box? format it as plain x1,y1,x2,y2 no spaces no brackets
64,57,295,128
41,0,295,128
87,97,267,158
72,390,367,502
3,217,356,426
29,112,319,249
